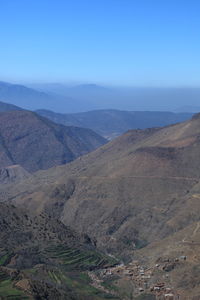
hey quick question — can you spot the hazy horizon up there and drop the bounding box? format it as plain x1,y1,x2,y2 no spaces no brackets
1,80,200,113
1,0,200,87
2,79,200,89
1,0,200,112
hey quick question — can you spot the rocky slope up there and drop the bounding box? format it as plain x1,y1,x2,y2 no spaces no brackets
0,110,106,172
0,165,30,184
0,202,117,299
3,114,200,297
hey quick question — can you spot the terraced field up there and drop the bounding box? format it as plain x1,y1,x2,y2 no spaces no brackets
0,242,119,299
41,245,119,299
0,271,29,299
47,268,118,299
45,245,117,271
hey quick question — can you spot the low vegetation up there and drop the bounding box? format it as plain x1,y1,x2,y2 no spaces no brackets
45,245,118,271
0,271,29,299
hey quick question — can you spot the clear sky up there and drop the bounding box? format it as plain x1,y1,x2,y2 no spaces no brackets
0,0,200,86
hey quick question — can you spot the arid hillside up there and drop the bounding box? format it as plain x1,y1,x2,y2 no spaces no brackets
2,114,200,298
0,202,118,299
0,110,107,172
0,165,30,184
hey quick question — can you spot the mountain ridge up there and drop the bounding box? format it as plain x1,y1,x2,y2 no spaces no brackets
36,109,194,139
0,81,75,112
0,110,107,172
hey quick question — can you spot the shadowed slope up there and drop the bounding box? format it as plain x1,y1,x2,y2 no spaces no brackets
36,109,193,139
0,110,107,172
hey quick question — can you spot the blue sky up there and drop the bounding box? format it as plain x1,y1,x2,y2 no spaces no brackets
0,0,200,86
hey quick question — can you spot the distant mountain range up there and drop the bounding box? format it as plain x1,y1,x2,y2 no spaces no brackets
0,98,193,140
0,81,105,112
29,82,200,112
0,81,76,112
29,83,110,99
36,109,193,139
0,110,106,172
1,80,200,113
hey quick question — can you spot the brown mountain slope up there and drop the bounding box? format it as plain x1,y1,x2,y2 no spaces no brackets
3,114,200,297
0,202,83,251
134,203,200,299
0,110,107,172
2,114,200,255
0,165,30,184
0,203,117,300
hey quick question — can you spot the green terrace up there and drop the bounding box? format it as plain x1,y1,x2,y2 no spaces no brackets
0,271,29,299
45,245,117,271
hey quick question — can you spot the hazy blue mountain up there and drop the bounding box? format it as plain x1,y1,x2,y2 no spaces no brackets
0,110,107,172
30,83,200,112
0,96,193,140
29,83,109,97
28,83,112,112
28,82,71,94
0,81,76,112
2,81,200,114
36,109,193,139
0,100,23,111
1,81,106,113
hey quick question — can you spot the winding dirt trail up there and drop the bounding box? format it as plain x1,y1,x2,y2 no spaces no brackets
78,175,199,181
192,222,200,237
